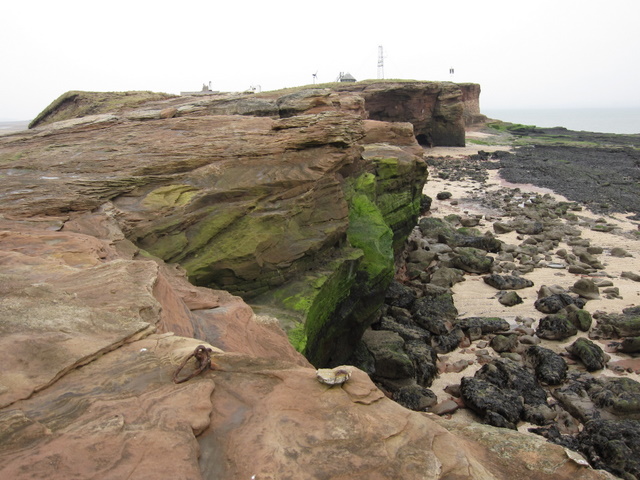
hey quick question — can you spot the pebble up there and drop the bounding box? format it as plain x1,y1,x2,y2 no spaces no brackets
429,399,460,415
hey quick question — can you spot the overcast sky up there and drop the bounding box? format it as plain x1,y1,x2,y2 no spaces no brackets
2,0,639,120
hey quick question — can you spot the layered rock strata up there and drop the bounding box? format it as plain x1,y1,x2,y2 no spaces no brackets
1,91,428,367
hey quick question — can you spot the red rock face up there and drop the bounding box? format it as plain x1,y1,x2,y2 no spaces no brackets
338,82,469,147
459,82,487,126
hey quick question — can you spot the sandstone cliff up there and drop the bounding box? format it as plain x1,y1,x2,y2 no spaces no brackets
9,82,477,366
1,89,426,366
29,80,480,147
459,83,487,126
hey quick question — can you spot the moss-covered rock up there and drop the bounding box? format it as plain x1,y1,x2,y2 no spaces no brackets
566,338,608,372
451,247,494,274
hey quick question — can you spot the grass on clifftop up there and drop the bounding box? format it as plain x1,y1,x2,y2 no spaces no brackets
29,90,177,128
486,120,639,149
258,79,456,97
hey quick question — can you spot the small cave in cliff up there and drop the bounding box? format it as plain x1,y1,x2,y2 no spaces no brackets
415,134,433,147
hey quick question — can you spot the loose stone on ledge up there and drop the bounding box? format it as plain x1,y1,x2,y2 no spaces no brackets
316,366,353,386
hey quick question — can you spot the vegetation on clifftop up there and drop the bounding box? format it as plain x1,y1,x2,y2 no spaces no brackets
29,90,176,128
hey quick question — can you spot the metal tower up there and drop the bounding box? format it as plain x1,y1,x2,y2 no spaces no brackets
377,45,384,79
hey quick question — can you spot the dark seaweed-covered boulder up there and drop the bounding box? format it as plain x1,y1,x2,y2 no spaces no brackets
404,340,438,387
470,358,555,427
522,345,568,385
445,234,503,253
384,280,417,309
361,330,414,380
417,217,457,240
498,290,523,306
490,334,518,353
484,274,534,290
393,384,438,411
589,377,640,419
577,419,640,480
378,317,431,343
460,377,523,429
536,314,578,341
475,358,547,407
554,374,640,422
591,306,640,339
620,337,640,353
515,220,544,235
534,293,585,314
565,338,609,372
411,293,457,335
451,247,494,274
429,267,465,288
455,316,510,334
431,327,465,354
567,307,593,332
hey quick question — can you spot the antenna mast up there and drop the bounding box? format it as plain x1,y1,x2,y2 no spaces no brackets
377,45,384,79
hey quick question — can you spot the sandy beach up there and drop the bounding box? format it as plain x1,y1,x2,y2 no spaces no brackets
421,128,640,431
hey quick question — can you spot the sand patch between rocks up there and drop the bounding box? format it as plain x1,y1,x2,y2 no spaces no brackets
422,135,640,428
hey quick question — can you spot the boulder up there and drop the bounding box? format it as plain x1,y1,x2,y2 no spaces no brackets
490,334,519,353
536,314,578,341
570,278,600,300
567,306,593,332
484,273,534,290
446,234,503,253
455,317,510,334
553,374,640,422
384,280,417,309
411,293,458,335
451,247,494,273
493,221,515,234
430,266,466,287
565,338,609,371
621,271,640,282
577,419,640,480
619,337,640,353
378,317,431,343
590,307,640,339
474,358,548,408
393,383,438,410
460,377,523,429
498,290,524,306
535,293,585,314
523,345,568,385
432,327,465,354
361,330,415,380
404,339,439,387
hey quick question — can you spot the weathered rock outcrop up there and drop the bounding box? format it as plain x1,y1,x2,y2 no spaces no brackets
28,90,177,128
336,81,468,146
459,83,487,126
2,92,428,367
31,81,475,147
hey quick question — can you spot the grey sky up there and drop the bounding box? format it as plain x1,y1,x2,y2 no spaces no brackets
2,0,639,120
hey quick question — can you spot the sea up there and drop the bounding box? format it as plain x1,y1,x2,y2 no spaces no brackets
0,120,30,134
482,108,640,135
